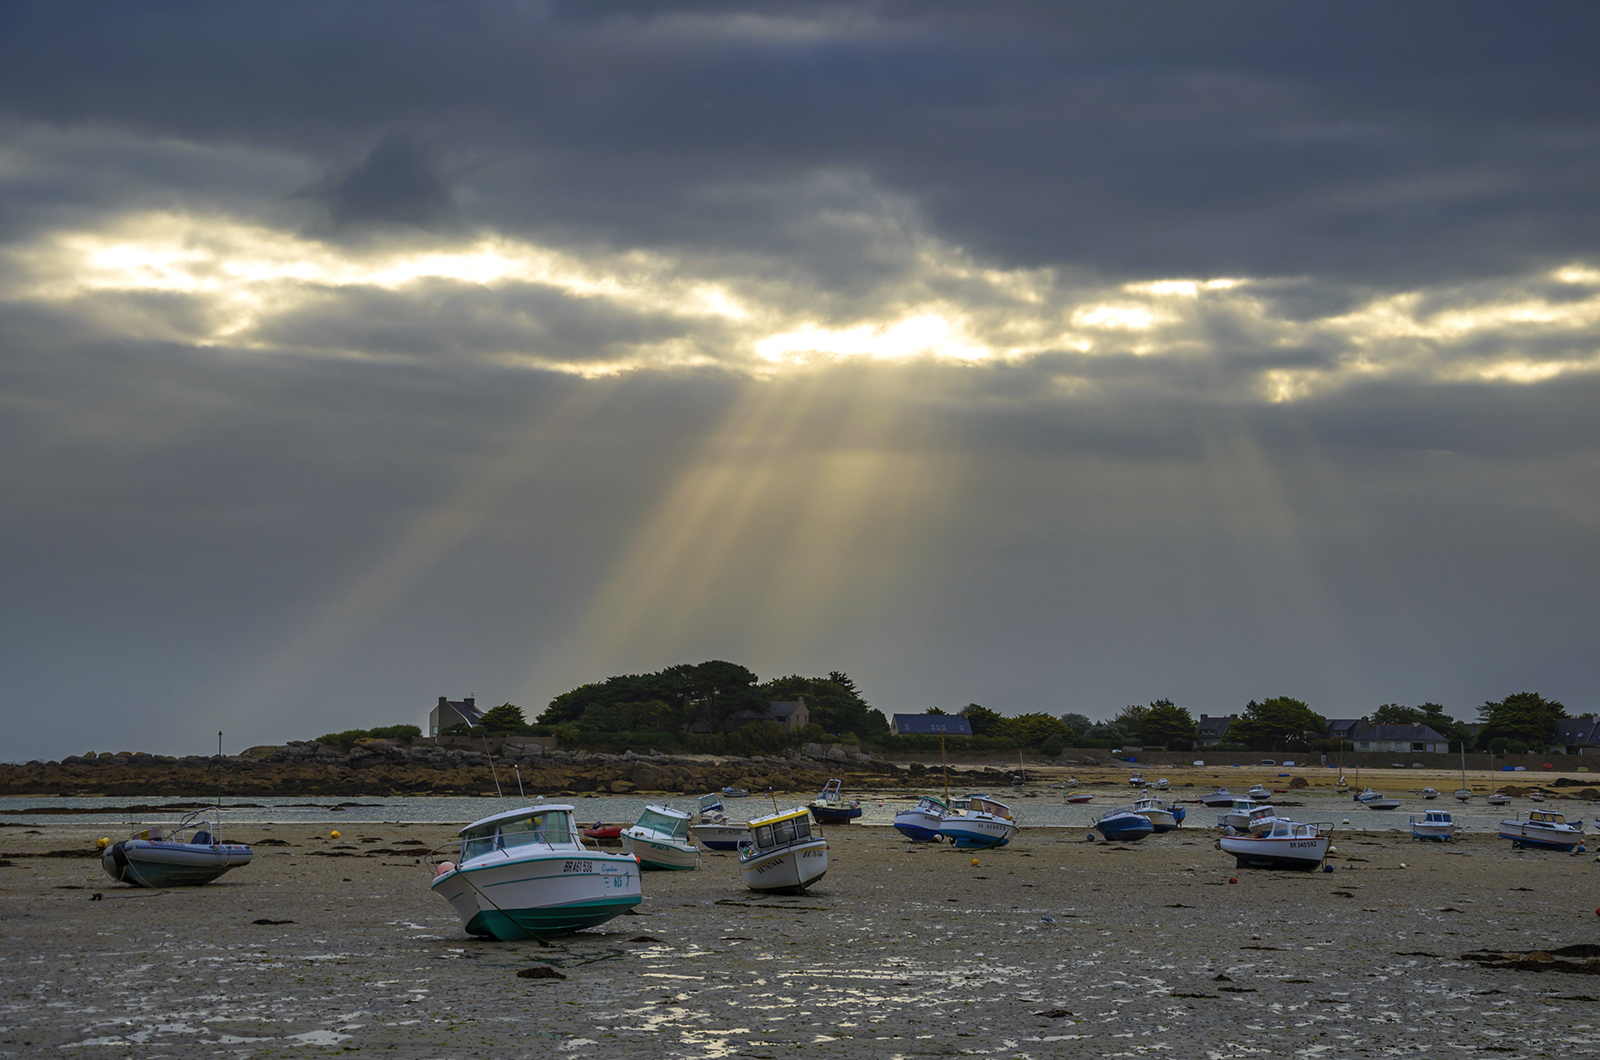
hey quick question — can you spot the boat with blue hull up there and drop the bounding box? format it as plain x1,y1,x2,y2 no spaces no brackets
1498,809,1585,852
937,794,1017,848
101,806,253,887
430,803,641,940
1092,807,1156,842
893,795,951,841
808,779,863,825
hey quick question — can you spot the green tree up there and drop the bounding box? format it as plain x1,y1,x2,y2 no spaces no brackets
1132,699,1197,750
923,706,949,715
958,703,1005,737
1478,691,1566,750
1371,703,1424,725
760,672,886,737
479,703,529,734
997,712,1071,747
1058,713,1092,739
1227,697,1328,751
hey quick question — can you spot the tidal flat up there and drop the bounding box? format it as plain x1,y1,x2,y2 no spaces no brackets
2,822,1598,1058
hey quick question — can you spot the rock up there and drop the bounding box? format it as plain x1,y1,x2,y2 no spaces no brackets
610,780,636,793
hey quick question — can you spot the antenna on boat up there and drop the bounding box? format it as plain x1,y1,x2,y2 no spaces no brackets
769,785,778,814
515,765,525,801
479,730,506,808
217,731,223,808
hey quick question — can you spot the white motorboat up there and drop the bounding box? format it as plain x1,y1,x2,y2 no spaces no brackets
1486,792,1512,806
1129,795,1184,833
1364,796,1400,810
1410,808,1456,841
1217,798,1275,833
1455,788,1473,802
892,795,951,841
1218,818,1331,871
1498,809,1586,852
621,804,700,870
687,792,749,851
1151,777,1171,791
937,794,1018,848
1246,784,1270,799
738,806,829,893
1198,788,1237,808
1421,787,1439,800
101,806,253,887
430,804,641,940
1128,773,1147,788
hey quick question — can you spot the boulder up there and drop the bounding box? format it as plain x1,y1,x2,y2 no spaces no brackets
610,779,636,794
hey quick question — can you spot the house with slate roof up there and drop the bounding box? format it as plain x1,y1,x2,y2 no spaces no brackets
1551,718,1600,755
1344,720,1448,754
725,698,812,732
430,696,483,736
1195,714,1236,748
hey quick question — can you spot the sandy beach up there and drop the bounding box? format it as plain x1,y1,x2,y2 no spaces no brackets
4,803,1599,1058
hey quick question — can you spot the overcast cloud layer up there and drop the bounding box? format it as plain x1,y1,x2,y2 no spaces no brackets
3,3,1599,761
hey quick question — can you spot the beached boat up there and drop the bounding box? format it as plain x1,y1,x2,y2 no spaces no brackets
430,804,642,940
722,787,750,798
1455,747,1472,802
1499,809,1585,852
1421,787,1439,800
892,795,951,841
1129,794,1185,833
738,806,829,893
1410,808,1456,841
581,823,623,841
1152,777,1171,791
688,792,749,851
808,778,863,825
938,794,1018,848
1246,784,1270,799
1455,789,1473,802
1218,819,1331,871
101,806,253,887
1486,792,1512,806
1364,795,1400,810
1528,791,1546,803
1198,788,1237,808
1217,798,1275,833
621,805,700,870
1063,791,1096,804
1128,773,1147,788
1093,806,1156,842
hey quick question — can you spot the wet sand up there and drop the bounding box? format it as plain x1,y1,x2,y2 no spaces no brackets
3,816,1598,1058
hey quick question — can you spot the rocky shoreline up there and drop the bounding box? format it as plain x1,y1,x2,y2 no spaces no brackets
0,738,1019,798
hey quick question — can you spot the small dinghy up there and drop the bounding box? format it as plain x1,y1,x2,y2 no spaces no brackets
101,806,253,887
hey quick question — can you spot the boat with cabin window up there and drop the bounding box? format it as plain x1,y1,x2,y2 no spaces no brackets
1410,808,1457,841
1498,809,1585,852
738,806,829,893
621,804,700,870
1198,788,1237,808
101,806,253,887
1129,794,1185,833
1217,798,1275,833
808,778,863,825
688,792,749,851
1246,784,1270,799
1486,791,1512,806
937,794,1018,848
893,795,951,841
1218,818,1331,871
430,804,642,940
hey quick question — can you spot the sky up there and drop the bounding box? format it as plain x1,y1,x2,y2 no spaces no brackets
3,3,1599,762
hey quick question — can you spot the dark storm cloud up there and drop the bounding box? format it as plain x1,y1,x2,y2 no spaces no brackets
2,3,1596,284
295,132,464,232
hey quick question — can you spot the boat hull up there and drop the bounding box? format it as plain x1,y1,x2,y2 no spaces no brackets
1198,791,1237,808
809,805,862,825
1410,825,1455,841
1498,823,1583,852
1093,813,1155,842
738,838,829,893
431,851,642,939
938,813,1016,848
892,808,944,842
688,823,749,850
1219,833,1329,870
621,830,700,870
102,840,253,887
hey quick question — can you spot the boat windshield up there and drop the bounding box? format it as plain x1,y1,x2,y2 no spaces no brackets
636,809,689,837
753,815,812,851
460,811,573,859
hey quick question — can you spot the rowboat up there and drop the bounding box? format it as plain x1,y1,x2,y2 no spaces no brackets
430,804,641,940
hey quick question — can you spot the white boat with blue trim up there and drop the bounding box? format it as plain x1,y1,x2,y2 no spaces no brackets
430,803,641,940
1498,809,1585,852
892,795,951,841
937,794,1017,848
688,792,749,851
622,804,700,870
1219,818,1332,871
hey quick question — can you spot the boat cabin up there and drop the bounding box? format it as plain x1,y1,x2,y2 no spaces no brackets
746,808,816,852
632,806,693,840
697,793,725,816
961,796,1014,819
458,806,578,861
1262,820,1320,839
1526,810,1570,826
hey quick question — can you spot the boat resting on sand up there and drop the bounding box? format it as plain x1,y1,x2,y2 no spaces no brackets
1092,807,1155,842
738,807,828,894
937,794,1018,848
808,778,863,825
688,792,749,851
1498,809,1585,852
431,804,641,940
101,806,253,887
1218,819,1331,871
892,795,950,841
1410,809,1456,841
621,805,700,870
